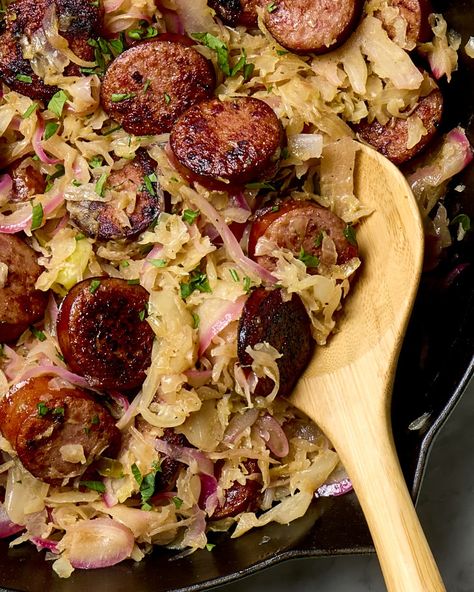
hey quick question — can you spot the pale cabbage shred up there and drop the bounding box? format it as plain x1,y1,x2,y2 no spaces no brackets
0,0,455,577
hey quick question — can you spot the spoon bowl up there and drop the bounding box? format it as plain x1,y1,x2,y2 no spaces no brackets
290,143,445,592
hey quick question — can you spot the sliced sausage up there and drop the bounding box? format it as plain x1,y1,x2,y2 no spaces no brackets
263,0,363,55
238,288,314,399
355,88,443,165
6,159,45,203
68,150,164,241
56,277,154,391
170,97,283,185
210,459,260,520
100,40,216,136
208,0,263,28
0,235,48,343
248,200,358,272
154,429,189,493
0,375,120,484
376,0,432,46
0,0,102,101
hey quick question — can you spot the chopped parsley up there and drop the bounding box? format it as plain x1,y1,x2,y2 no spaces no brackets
180,269,212,300
43,122,59,140
243,276,251,293
143,79,151,93
276,49,288,56
343,224,357,246
45,164,65,192
172,496,183,509
245,181,276,191
16,73,32,83
139,307,147,321
52,407,65,417
83,36,125,76
22,102,38,119
80,481,106,493
89,279,101,294
192,313,200,329
131,462,162,510
298,248,320,268
37,402,50,417
150,258,167,268
102,124,122,136
89,155,104,169
30,325,46,341
182,209,200,225
192,33,254,80
127,21,159,41
120,260,130,268
267,1,278,12
205,543,216,551
111,92,136,102
229,268,240,282
47,90,69,117
127,278,140,285
75,233,85,241
314,231,324,248
451,214,471,232
95,172,108,196
31,203,44,230
142,172,157,195
164,92,171,104
91,414,100,425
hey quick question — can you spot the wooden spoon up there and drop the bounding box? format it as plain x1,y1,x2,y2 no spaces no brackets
289,143,446,591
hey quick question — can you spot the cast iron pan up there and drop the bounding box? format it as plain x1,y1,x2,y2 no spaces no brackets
1,1,473,590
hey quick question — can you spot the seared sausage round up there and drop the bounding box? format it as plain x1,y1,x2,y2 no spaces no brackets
0,235,48,343
263,0,363,55
100,40,216,136
56,277,154,391
377,0,432,46
208,0,262,28
355,88,443,165
210,459,260,520
6,159,45,203
238,288,314,399
0,0,102,101
248,200,358,272
68,150,164,241
170,97,283,185
0,375,120,484
154,429,189,493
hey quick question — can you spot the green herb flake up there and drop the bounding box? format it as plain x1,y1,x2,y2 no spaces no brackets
84,426,91,435
75,233,85,241
298,248,320,268
30,325,47,341
143,79,151,93
143,172,157,195
80,481,106,493
31,203,44,231
37,402,49,417
22,102,38,119
102,124,122,136
164,92,171,105
111,92,136,102
243,276,251,293
229,268,239,282
91,414,100,425
314,231,324,248
205,543,216,551
140,471,156,504
16,73,32,83
245,181,276,191
281,147,289,160
89,155,104,169
139,308,146,321
131,463,143,486
52,407,65,417
271,205,280,213
276,49,288,56
150,258,167,268
180,269,212,300
43,122,59,141
267,1,277,12
127,278,140,285
56,350,65,362
182,209,200,225
192,32,231,76
451,214,471,232
47,90,69,117
172,496,183,509
120,260,130,268
343,224,357,246
192,313,200,329
72,180,82,187
95,172,108,197
89,279,101,294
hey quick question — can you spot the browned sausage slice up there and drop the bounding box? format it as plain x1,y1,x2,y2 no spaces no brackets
6,159,46,203
154,429,189,493
208,0,263,28
0,235,48,343
355,88,443,165
68,150,164,240
376,0,432,46
0,0,102,101
210,459,260,520
248,200,358,272
100,40,216,136
238,288,314,399
0,375,120,484
56,277,154,391
263,0,363,55
170,97,283,185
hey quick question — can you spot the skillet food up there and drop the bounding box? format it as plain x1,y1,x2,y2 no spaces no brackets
0,0,472,579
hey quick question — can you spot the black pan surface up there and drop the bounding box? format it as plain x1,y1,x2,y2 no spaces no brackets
0,1,473,590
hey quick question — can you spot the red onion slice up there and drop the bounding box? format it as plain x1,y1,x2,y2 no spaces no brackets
68,518,134,569
316,465,353,497
198,474,218,516
198,296,246,356
184,369,213,388
31,536,59,552
254,414,289,458
0,174,12,198
0,191,64,234
155,438,214,476
185,188,277,284
19,362,91,389
32,118,61,165
223,408,259,444
0,504,24,539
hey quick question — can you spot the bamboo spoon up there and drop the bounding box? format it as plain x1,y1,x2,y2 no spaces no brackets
289,143,445,592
